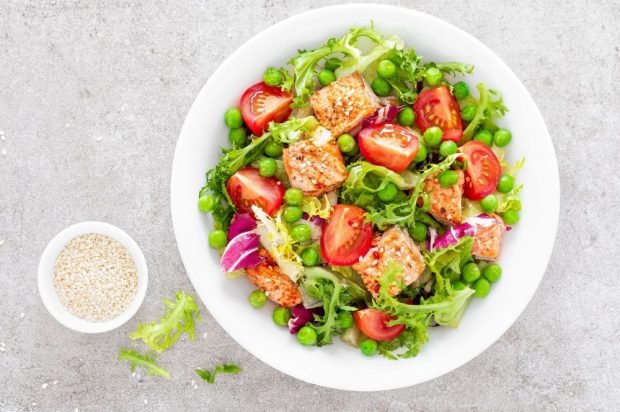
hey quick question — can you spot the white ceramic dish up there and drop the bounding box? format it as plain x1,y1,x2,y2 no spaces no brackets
171,4,559,391
38,221,148,333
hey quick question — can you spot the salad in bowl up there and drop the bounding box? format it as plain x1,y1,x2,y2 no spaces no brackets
197,25,523,359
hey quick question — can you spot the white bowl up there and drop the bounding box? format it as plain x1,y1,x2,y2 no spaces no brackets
171,5,559,391
38,221,148,333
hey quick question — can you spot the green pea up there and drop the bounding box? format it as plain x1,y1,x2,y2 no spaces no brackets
439,141,457,157
462,262,481,283
377,59,397,79
264,142,283,158
228,128,247,146
397,107,415,126
284,188,303,206
198,194,215,213
473,129,493,146
497,175,515,193
423,126,442,147
414,143,428,163
453,81,469,100
371,77,391,97
208,230,228,249
409,221,428,242
424,67,443,86
259,157,277,177
291,224,312,242
359,339,378,356
297,325,317,346
502,210,520,225
337,133,357,154
300,247,319,267
452,280,466,291
248,290,267,309
283,206,303,223
439,170,459,188
494,128,512,147
318,69,336,87
480,194,498,213
337,311,354,329
224,107,243,129
377,183,398,202
472,278,490,298
263,67,283,87
272,307,290,327
461,105,477,122
483,264,502,283
324,58,341,71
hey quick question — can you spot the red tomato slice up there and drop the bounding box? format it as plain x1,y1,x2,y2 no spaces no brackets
226,167,284,216
320,205,373,266
240,82,293,136
358,122,420,172
353,308,405,341
458,141,501,200
413,86,463,142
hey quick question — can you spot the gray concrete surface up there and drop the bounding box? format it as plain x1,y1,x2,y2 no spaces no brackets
1,0,619,410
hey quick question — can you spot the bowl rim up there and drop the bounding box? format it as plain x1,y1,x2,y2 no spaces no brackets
171,4,560,391
37,221,148,333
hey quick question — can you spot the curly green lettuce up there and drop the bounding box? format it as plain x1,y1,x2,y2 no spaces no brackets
302,267,361,346
200,116,320,228
195,364,241,384
288,26,403,107
364,153,459,230
462,83,508,141
118,349,170,379
424,236,475,281
130,292,201,353
341,161,418,207
372,259,475,358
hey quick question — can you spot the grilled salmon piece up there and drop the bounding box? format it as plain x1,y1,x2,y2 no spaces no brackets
283,128,348,196
423,171,464,226
309,72,379,137
245,249,302,308
472,214,506,261
353,227,426,297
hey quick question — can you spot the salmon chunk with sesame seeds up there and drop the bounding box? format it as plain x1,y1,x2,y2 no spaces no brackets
309,72,379,137
352,227,426,297
423,170,464,226
472,214,506,261
283,127,348,196
245,249,302,308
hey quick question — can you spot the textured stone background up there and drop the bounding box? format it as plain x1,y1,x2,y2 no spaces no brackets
1,0,619,410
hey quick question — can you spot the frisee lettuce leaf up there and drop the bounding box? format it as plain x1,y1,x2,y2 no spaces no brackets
130,292,201,353
462,83,508,141
302,267,360,346
288,26,403,108
372,260,475,358
424,236,475,281
195,364,241,384
364,153,459,230
301,194,333,219
253,205,303,282
199,116,320,228
118,349,170,379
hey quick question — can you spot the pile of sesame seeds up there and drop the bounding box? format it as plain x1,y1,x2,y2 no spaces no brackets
53,233,138,322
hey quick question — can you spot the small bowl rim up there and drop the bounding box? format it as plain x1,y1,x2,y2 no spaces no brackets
37,221,148,333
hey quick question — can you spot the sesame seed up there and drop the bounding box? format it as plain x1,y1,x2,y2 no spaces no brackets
41,383,48,389
0,342,4,347
202,332,208,338
53,233,138,322
144,399,148,405
20,312,24,318
53,380,58,385
1,148,6,156
0,347,5,352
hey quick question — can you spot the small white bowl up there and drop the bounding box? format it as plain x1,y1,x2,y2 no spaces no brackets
38,221,148,333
